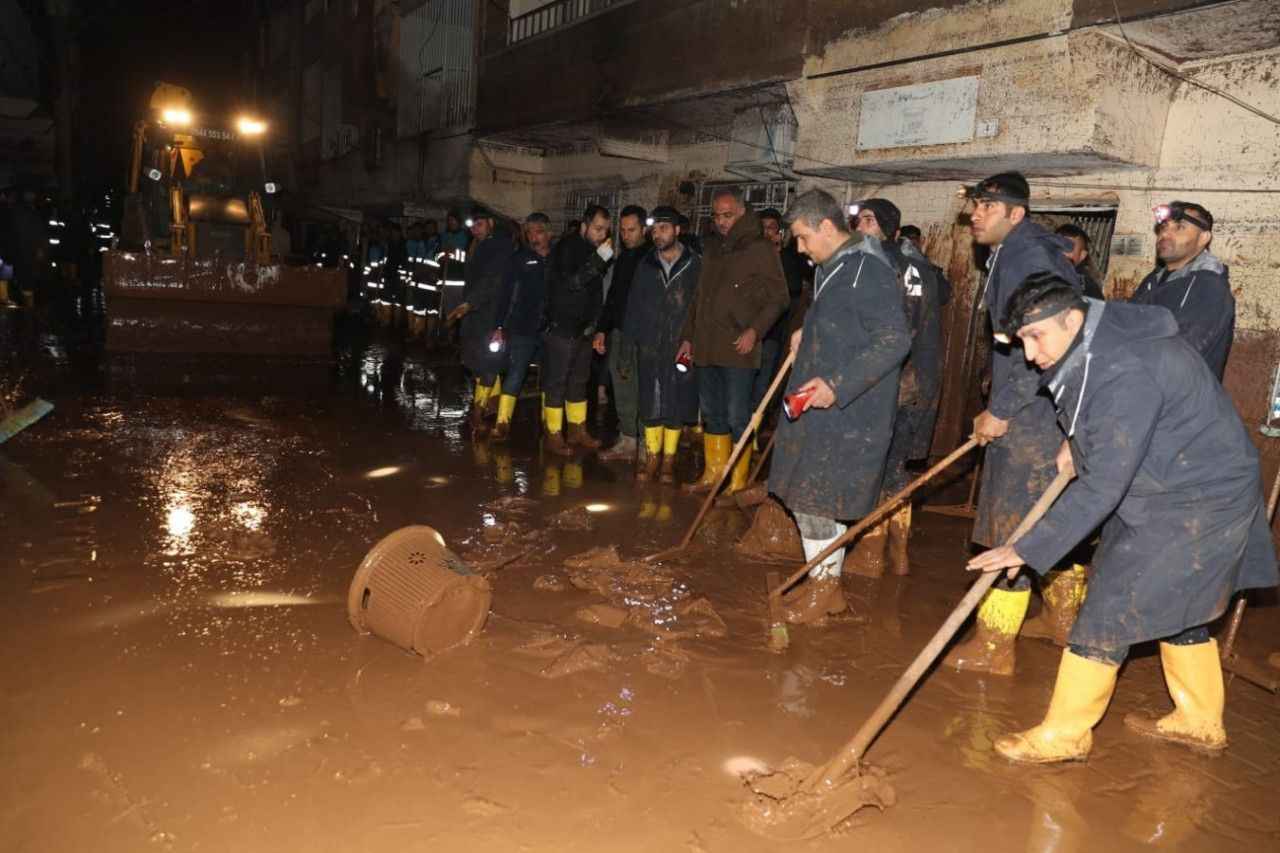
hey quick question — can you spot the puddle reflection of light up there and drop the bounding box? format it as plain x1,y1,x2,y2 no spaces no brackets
233,501,267,531
482,513,497,527
167,504,195,539
585,503,611,513
429,475,450,485
723,755,771,778
365,466,401,479
209,591,330,609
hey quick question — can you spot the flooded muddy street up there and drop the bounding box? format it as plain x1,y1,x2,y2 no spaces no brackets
3,320,1279,853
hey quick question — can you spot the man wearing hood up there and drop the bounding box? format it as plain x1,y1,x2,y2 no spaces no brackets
624,206,701,483
768,190,911,623
847,198,945,578
678,188,789,494
969,274,1277,764
1128,201,1233,379
945,172,1086,677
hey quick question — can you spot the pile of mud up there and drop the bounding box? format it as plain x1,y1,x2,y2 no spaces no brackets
741,758,895,840
735,498,803,562
560,546,728,641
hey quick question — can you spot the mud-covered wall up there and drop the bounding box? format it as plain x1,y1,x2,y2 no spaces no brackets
829,48,1280,478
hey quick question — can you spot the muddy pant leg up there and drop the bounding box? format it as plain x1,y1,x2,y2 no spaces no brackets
501,335,541,397
1068,628,1223,665
541,333,574,408
564,336,594,406
608,330,639,438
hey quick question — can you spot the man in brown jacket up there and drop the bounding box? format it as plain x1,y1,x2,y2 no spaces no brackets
678,187,789,494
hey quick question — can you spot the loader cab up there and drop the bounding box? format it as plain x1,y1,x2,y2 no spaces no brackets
122,83,277,264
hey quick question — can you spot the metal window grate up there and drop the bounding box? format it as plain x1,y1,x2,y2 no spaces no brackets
1032,206,1118,276
561,186,620,233
692,180,791,237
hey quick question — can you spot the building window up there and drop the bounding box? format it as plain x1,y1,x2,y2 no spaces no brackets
692,180,791,237
562,186,620,233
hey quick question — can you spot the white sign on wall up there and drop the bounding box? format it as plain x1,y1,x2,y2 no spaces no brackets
856,76,980,150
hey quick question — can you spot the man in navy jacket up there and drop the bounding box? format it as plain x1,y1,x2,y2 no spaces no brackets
969,274,1276,763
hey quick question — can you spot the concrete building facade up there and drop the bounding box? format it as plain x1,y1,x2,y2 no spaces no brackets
475,0,1280,465
254,0,1280,464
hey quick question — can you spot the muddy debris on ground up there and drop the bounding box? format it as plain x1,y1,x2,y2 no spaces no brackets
735,497,804,562
741,758,896,841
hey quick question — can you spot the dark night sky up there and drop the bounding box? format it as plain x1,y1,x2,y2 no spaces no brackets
75,0,255,190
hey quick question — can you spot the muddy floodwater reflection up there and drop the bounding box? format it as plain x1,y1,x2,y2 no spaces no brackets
1,316,1277,852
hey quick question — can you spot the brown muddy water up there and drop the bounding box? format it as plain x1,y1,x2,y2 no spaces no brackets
2,311,1279,852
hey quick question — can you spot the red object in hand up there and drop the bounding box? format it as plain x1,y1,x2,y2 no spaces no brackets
674,350,692,373
783,387,816,421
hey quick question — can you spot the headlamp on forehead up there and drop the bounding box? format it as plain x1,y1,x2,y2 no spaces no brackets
1152,202,1211,232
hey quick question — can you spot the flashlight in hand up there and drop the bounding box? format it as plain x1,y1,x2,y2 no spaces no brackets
782,386,816,421
675,350,692,373
488,328,505,353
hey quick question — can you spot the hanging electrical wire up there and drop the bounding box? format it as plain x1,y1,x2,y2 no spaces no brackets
1110,0,1280,127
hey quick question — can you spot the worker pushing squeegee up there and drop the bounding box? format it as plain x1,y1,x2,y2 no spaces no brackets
965,275,1276,762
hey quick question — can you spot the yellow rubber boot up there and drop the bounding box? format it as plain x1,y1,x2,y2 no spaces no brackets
844,520,888,579
565,400,601,449
661,428,682,484
470,380,492,435
663,428,681,456
995,648,1119,764
1123,640,1227,752
944,586,1031,676
491,394,518,442
684,433,730,493
1023,564,1088,647
725,445,752,495
484,377,502,418
544,407,572,456
638,426,663,482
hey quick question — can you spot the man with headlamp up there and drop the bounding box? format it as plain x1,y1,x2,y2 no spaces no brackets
623,207,701,483
944,172,1086,677
1129,201,1233,379
968,273,1276,764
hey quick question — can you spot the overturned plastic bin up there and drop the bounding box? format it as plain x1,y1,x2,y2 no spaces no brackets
347,525,492,659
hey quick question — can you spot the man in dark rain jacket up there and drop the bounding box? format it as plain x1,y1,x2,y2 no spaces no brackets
969,274,1277,763
768,190,911,624
844,198,944,578
543,204,613,455
1128,200,1233,380
454,207,514,437
624,206,701,484
944,172,1085,677
491,212,553,443
595,205,650,462
678,188,789,495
